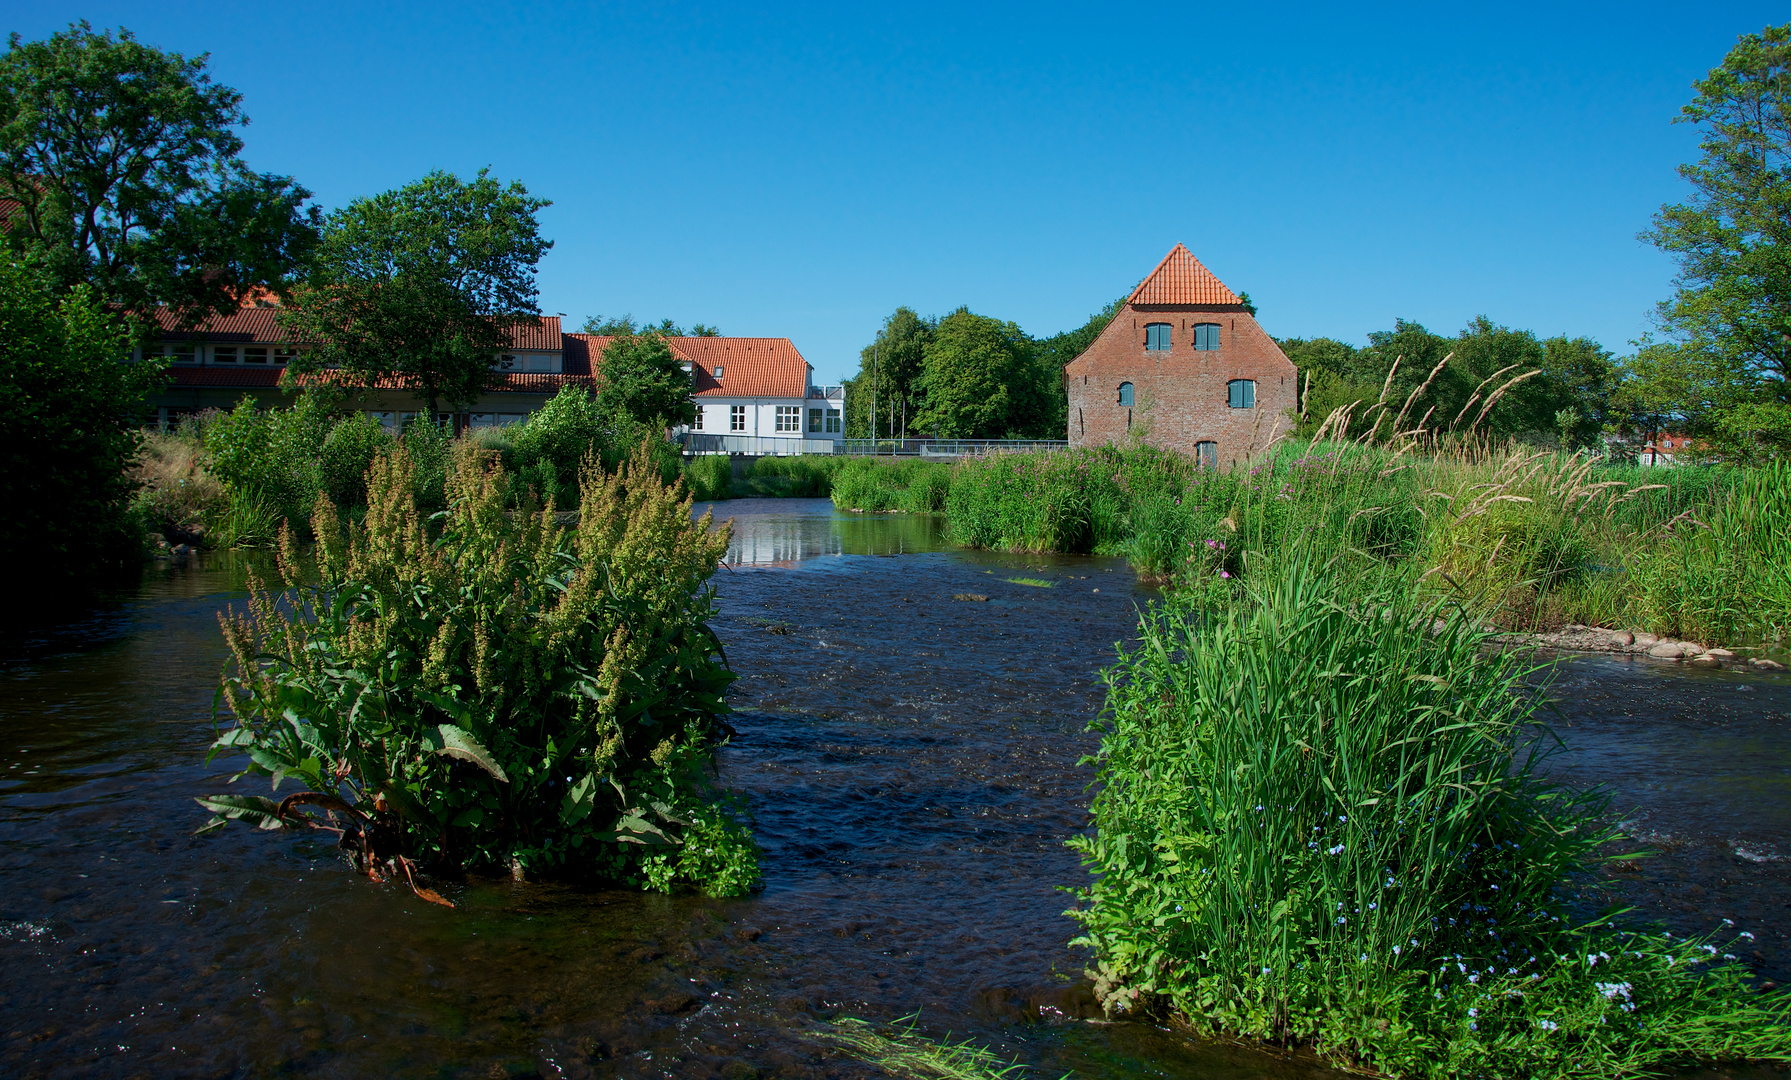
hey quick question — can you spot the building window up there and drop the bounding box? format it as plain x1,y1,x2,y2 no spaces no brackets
1194,323,1221,351
273,347,296,366
730,405,746,432
213,346,237,363
776,405,801,432
1196,441,1218,469
713,365,724,380
1228,379,1256,409
808,407,823,433
1117,382,1135,407
152,342,198,364
1145,323,1172,351
826,408,841,433
694,404,705,430
243,346,268,364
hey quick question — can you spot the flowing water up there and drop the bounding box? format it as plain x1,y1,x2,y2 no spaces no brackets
1,497,1787,1079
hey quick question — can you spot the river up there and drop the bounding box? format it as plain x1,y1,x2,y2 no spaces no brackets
1,497,1786,1079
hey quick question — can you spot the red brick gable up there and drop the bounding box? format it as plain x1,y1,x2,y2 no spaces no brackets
1128,244,1243,307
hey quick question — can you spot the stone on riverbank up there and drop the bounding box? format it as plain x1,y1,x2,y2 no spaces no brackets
1649,641,1690,659
1751,658,1788,672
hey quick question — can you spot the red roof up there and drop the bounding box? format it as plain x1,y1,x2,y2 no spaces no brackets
151,306,562,351
165,366,594,395
672,337,810,397
1128,244,1243,306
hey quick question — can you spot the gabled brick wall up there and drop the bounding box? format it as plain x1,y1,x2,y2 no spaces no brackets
1063,249,1297,466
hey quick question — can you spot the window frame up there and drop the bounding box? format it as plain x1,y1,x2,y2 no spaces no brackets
1227,379,1256,409
1194,323,1222,351
1117,382,1135,407
775,405,801,433
1196,440,1218,469
729,404,746,432
1145,323,1172,351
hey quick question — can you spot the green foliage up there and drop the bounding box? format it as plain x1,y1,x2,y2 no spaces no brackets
0,22,319,322
131,426,225,542
205,443,757,893
200,390,335,529
1069,562,1791,1078
829,458,952,513
282,168,552,415
914,308,1042,439
802,1015,1030,1079
319,411,394,508
845,307,934,439
1644,23,1791,461
0,252,153,601
596,332,696,429
507,385,605,504
682,455,733,501
582,315,720,337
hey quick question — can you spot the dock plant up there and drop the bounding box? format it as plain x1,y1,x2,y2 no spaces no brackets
1068,559,1791,1078
200,441,757,897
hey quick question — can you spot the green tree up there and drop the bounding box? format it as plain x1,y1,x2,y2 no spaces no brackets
282,169,551,420
1644,23,1791,458
0,22,319,324
844,307,933,438
0,253,154,605
912,307,1036,438
582,315,720,337
1028,299,1125,439
597,331,696,429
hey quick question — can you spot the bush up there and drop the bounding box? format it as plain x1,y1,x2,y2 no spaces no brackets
830,457,952,513
509,386,604,504
683,455,732,501
202,442,757,895
132,428,226,543
1069,561,1791,1078
319,411,394,508
201,390,335,529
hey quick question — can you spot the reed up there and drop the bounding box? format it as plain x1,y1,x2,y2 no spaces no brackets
1069,558,1791,1077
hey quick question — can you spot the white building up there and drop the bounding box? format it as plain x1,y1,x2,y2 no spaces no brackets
656,336,845,454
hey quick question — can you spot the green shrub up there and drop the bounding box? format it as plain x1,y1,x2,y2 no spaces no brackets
401,417,453,513
830,457,951,513
683,454,732,501
742,454,842,497
1070,561,1791,1078
319,411,395,508
202,390,335,528
509,386,604,504
131,428,226,543
202,443,756,895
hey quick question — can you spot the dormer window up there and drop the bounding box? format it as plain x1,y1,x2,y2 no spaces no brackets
713,365,724,379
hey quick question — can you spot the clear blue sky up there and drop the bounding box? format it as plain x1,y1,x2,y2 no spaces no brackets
5,2,1783,383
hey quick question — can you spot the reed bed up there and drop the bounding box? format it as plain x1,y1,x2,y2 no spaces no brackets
1069,559,1791,1077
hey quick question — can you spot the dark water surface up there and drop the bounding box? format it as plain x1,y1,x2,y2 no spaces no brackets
2,497,1788,1079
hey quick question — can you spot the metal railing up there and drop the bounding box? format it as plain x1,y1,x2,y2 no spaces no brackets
837,438,1069,457
677,433,840,456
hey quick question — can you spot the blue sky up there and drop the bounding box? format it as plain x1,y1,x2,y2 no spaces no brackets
5,2,1783,383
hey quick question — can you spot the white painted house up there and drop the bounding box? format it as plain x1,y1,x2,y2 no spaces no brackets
660,336,845,454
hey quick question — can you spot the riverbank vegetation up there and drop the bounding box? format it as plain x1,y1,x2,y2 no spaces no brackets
829,442,1790,646
1070,561,1791,1078
201,442,757,896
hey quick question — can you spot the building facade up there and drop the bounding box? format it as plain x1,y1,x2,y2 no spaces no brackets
140,303,843,450
1064,244,1297,467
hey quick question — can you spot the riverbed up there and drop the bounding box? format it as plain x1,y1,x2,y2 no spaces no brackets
1,497,1787,1079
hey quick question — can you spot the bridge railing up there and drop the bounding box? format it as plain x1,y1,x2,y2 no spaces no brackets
837,438,1069,457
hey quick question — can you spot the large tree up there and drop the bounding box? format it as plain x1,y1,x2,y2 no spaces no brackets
282,169,551,419
0,22,319,324
844,306,933,438
911,307,1036,438
1644,23,1791,458
1027,298,1124,439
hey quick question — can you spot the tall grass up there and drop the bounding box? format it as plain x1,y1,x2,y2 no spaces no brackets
1069,559,1791,1077
829,457,952,513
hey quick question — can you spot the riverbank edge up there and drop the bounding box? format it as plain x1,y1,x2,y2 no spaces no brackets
1490,623,1788,671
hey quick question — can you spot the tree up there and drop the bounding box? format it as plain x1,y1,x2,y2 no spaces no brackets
912,308,1036,438
1027,299,1125,439
0,252,154,606
282,169,551,420
1644,23,1791,458
844,307,933,438
582,315,720,337
596,332,695,429
0,23,319,324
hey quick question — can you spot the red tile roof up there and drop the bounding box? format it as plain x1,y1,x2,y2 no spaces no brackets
671,337,811,398
1128,244,1243,306
165,366,594,395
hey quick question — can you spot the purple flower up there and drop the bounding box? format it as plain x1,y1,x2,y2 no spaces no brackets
1220,571,1231,579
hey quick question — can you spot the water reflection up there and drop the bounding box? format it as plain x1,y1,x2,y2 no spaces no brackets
695,497,950,566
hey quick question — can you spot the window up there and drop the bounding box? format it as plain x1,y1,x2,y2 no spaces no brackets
1196,441,1218,469
1145,323,1172,351
1228,379,1256,409
243,346,268,364
808,408,823,433
826,408,842,433
523,353,554,372
730,405,746,432
153,342,197,364
776,405,801,432
1117,382,1135,407
213,346,237,364
694,404,706,430
713,365,724,380
1193,323,1221,351
370,411,398,433
273,347,297,366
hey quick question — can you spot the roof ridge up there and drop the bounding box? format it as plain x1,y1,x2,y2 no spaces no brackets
1127,243,1242,306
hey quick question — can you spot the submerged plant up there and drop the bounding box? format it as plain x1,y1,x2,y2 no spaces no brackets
1069,560,1791,1078
199,441,758,898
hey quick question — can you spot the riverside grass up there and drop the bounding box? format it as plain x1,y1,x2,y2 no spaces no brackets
1068,561,1791,1078
830,443,1789,645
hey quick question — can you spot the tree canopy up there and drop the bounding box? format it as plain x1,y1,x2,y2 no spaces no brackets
1643,22,1791,459
911,308,1039,439
596,331,696,430
281,169,551,418
0,22,319,325
583,315,720,337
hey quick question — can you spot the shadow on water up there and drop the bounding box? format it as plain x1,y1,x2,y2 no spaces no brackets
0,499,1787,1078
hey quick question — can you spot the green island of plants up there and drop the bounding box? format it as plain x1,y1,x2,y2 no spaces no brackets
198,441,757,898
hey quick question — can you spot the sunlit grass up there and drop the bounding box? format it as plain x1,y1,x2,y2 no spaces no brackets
802,1015,1050,1079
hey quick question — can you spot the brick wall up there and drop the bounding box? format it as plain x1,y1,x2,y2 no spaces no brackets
1064,304,1298,466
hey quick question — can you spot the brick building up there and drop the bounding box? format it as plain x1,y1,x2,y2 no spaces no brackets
1064,244,1297,467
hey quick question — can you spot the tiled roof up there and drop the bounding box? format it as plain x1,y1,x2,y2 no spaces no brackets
671,337,811,398
166,366,284,387
151,307,562,351
1128,244,1243,306
165,366,594,395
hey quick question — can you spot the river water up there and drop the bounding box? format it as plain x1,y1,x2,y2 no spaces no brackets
1,498,1787,1079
